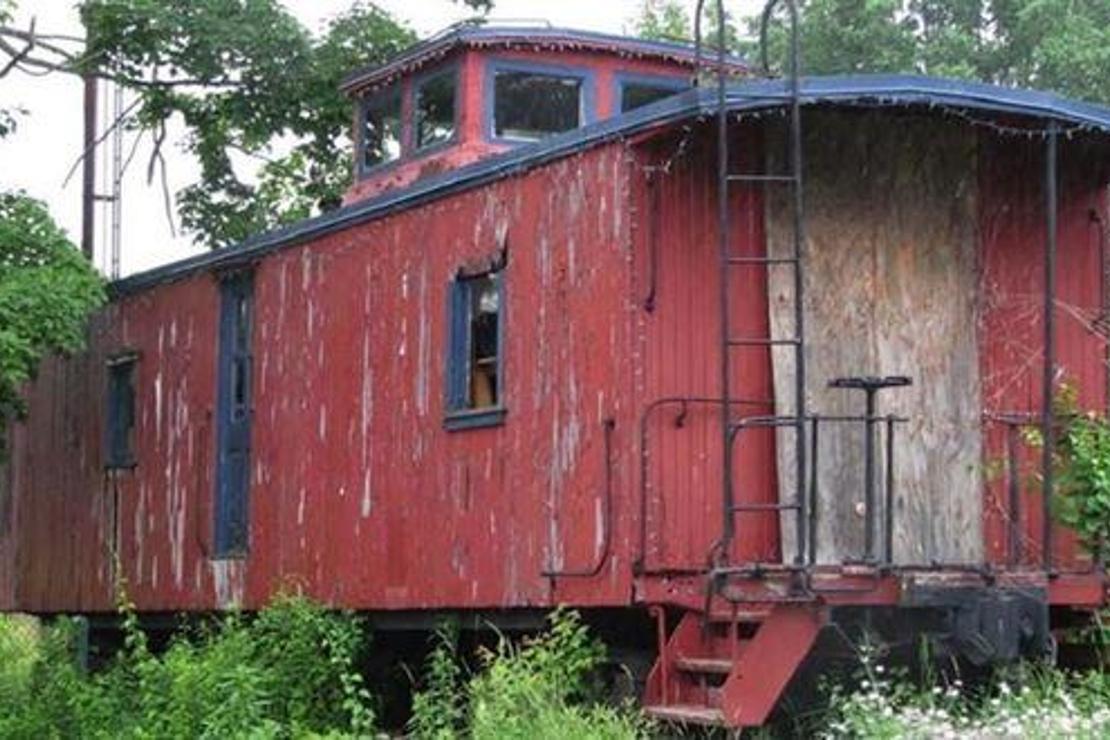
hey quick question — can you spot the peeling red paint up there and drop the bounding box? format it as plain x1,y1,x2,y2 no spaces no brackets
0,117,1107,617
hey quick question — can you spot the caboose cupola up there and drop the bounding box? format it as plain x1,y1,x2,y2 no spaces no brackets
338,22,747,203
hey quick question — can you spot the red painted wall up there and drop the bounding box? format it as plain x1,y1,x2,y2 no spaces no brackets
2,142,640,614
980,134,1110,570
2,117,1107,616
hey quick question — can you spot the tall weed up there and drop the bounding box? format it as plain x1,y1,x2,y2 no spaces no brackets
0,594,375,738
410,608,652,740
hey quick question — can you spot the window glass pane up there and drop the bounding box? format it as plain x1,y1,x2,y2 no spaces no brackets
107,359,136,467
621,82,685,112
362,88,402,168
232,358,249,411
494,71,581,140
468,273,500,408
234,293,251,353
416,70,457,149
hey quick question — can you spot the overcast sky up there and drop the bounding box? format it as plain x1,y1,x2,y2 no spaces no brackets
0,1,756,277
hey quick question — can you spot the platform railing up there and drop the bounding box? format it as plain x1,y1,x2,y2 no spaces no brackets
984,411,1104,575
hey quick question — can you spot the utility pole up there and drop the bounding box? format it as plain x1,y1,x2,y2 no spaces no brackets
81,70,96,261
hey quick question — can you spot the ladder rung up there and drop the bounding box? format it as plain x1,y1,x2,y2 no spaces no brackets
727,337,800,346
728,417,803,431
730,502,802,512
727,256,798,266
727,174,797,183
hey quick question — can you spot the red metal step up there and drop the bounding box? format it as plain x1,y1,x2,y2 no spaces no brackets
644,704,724,726
673,656,733,674
643,603,823,729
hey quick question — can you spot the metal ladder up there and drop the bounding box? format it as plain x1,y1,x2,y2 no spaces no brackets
694,0,808,569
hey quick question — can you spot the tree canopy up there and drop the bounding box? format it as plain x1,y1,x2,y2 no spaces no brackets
632,0,1110,105
0,1,489,250
0,191,105,451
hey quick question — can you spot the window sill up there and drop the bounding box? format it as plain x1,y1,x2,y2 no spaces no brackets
210,550,249,562
104,460,137,472
444,406,507,431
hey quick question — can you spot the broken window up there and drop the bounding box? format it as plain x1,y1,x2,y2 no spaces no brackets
620,80,686,112
446,269,504,427
416,69,457,149
105,355,137,469
361,87,402,170
493,69,582,141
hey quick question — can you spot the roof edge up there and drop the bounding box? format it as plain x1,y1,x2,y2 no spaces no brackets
339,24,748,95
113,75,1110,297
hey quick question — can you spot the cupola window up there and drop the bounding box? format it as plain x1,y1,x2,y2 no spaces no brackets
493,69,582,141
361,87,402,170
415,69,458,150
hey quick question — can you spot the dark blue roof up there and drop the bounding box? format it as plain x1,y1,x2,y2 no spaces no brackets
114,74,1110,295
340,23,748,93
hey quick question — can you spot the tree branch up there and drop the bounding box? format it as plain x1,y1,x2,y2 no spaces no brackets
0,18,34,78
61,97,142,188
0,25,244,89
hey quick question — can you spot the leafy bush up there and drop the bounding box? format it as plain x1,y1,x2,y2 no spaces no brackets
409,621,466,739
1,601,649,739
0,191,105,454
0,594,375,738
1053,410,1110,560
1015,384,1110,558
409,608,652,740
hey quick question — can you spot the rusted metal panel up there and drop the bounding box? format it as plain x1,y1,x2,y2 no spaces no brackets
980,134,1110,571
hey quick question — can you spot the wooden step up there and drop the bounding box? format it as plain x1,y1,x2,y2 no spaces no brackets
644,704,725,726
706,607,772,623
673,656,733,675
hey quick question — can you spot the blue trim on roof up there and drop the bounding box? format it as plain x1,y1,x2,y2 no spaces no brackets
112,75,1110,297
340,24,747,93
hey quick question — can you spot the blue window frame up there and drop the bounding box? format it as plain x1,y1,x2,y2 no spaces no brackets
613,73,689,113
414,65,459,152
485,59,596,143
214,273,253,557
105,354,137,469
359,85,403,177
445,267,506,431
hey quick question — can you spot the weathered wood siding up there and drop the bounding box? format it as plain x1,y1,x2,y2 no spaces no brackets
1,142,639,614
769,111,983,565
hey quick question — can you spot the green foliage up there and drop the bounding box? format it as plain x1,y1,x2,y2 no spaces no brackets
632,0,739,51
1048,389,1110,559
636,0,1110,104
0,594,376,738
409,620,467,739
407,609,651,740
632,1,692,42
467,609,651,740
1,602,648,739
78,0,417,249
0,191,105,453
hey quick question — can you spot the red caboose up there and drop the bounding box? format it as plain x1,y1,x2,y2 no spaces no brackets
3,20,1110,728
